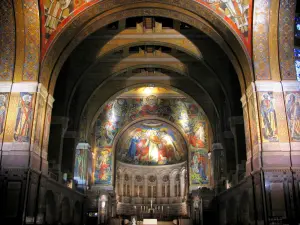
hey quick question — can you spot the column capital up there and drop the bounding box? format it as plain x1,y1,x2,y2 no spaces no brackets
212,143,224,151
11,82,38,92
0,82,12,92
76,142,90,149
255,81,282,92
51,116,69,126
229,116,244,126
281,80,300,92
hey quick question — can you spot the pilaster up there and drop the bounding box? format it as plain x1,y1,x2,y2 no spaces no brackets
47,116,69,181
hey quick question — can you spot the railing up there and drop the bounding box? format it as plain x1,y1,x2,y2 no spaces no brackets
48,171,58,181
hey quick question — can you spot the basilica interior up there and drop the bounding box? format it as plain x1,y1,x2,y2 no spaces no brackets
1,0,300,225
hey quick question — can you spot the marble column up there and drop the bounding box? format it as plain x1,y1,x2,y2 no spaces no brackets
170,175,175,197
131,174,135,197
144,175,148,197
180,171,185,197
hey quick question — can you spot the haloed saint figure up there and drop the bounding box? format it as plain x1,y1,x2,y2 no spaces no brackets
0,94,7,135
14,93,33,142
260,93,278,142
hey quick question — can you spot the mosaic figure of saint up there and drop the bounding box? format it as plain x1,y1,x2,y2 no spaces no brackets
97,150,111,181
260,93,278,141
188,122,206,148
128,129,142,159
139,95,159,116
286,94,300,140
44,0,72,37
14,93,33,142
0,94,7,135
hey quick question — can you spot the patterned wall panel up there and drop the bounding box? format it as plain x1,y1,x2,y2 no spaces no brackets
278,0,296,80
23,0,40,81
0,0,15,81
253,0,271,80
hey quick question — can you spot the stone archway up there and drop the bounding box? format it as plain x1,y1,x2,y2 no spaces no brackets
226,197,237,225
239,192,249,225
73,201,82,225
45,191,56,225
39,0,253,95
60,197,71,225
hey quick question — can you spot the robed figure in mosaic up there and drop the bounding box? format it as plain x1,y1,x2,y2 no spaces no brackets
14,93,33,142
0,94,7,135
260,93,278,141
286,93,300,140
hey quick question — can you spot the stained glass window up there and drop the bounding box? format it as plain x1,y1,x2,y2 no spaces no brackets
295,16,300,38
295,48,300,81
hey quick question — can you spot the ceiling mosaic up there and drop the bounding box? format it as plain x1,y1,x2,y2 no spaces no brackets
39,0,252,57
116,120,187,166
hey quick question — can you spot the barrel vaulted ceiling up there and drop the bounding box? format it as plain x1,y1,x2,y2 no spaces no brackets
53,17,242,142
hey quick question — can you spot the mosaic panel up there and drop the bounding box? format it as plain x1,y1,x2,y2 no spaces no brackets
253,0,271,80
95,96,208,149
94,94,210,187
278,0,296,80
116,120,187,166
285,92,300,141
40,0,252,57
0,93,9,142
42,105,52,156
23,0,40,80
190,149,209,185
14,93,34,142
94,148,112,185
258,92,279,142
0,0,15,80
33,97,46,153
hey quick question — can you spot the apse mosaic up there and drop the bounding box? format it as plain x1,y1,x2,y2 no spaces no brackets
95,96,207,149
40,0,252,56
93,91,210,187
116,120,186,165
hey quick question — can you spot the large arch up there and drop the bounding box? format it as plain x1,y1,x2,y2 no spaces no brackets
40,1,253,95
74,85,212,192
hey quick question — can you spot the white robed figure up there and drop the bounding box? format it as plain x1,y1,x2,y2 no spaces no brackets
146,130,160,162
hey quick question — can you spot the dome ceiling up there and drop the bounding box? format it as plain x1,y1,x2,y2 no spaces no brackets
116,120,187,166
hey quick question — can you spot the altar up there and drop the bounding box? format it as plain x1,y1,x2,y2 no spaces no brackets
143,219,157,225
